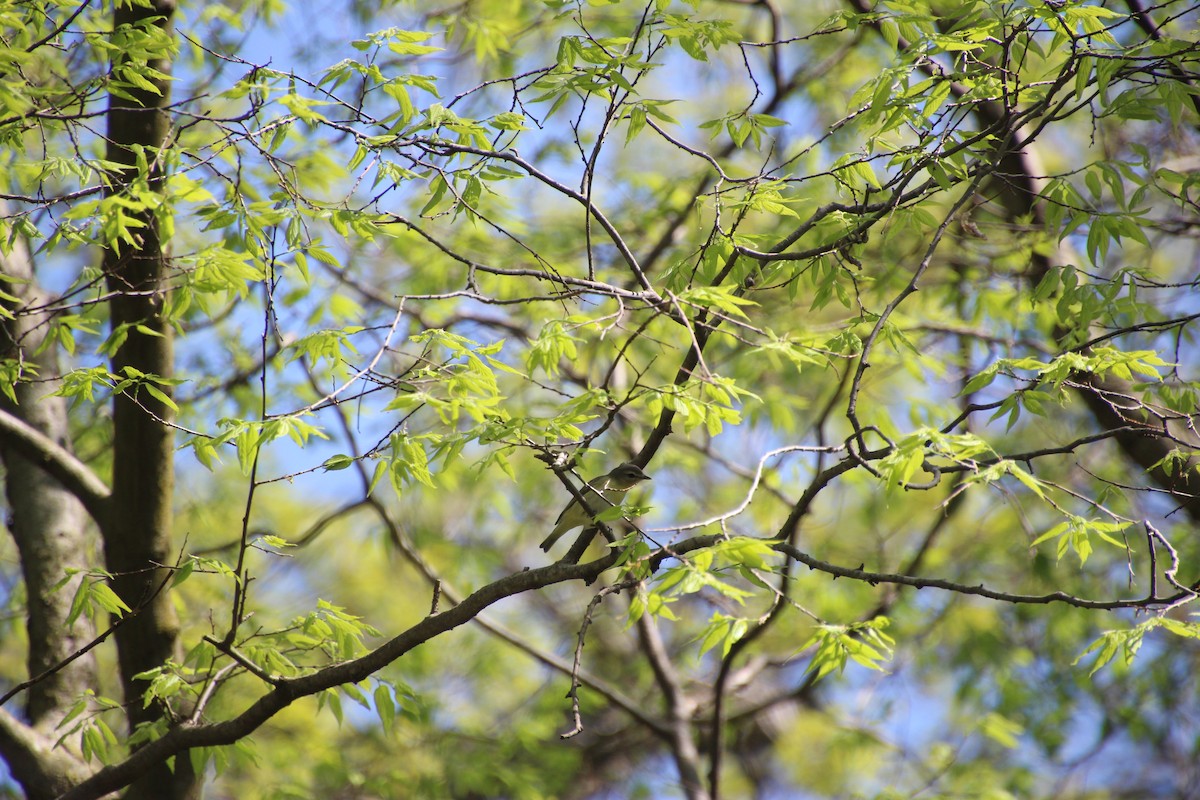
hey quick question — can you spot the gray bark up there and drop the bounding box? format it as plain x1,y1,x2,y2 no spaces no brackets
0,205,96,800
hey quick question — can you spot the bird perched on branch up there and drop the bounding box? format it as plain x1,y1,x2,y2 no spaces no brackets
539,462,651,552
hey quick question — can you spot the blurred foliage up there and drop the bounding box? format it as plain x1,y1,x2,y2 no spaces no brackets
3,0,1200,798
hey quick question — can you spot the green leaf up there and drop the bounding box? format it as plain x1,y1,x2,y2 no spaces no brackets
322,454,356,471
142,383,178,412
374,683,396,733
89,582,133,617
677,286,758,320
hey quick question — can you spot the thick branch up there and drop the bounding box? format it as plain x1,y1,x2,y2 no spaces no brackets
0,406,111,527
58,554,624,800
0,709,89,800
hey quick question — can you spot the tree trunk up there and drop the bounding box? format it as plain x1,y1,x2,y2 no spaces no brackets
102,1,194,797
0,206,97,800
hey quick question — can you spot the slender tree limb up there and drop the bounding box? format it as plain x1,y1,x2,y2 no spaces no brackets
657,534,1185,611
636,609,709,800
0,613,129,711
412,140,654,292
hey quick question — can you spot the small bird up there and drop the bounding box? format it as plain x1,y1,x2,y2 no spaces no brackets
539,462,651,552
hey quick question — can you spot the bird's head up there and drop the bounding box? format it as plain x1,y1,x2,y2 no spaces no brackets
604,462,651,490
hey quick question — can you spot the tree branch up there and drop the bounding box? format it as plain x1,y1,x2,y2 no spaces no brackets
58,554,626,800
658,535,1184,611
0,708,89,800
636,610,709,800
0,406,111,528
